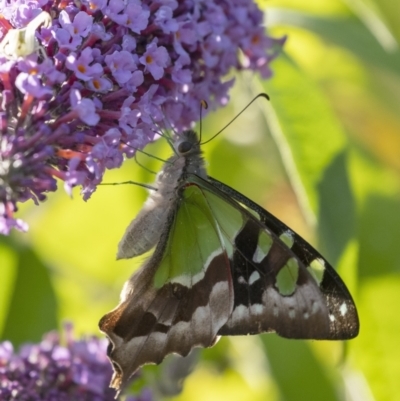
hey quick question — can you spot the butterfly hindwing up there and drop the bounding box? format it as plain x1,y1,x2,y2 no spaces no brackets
99,183,236,390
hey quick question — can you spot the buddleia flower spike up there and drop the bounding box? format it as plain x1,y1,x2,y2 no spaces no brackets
0,0,284,234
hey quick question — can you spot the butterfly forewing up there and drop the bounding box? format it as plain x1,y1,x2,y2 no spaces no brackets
206,175,359,339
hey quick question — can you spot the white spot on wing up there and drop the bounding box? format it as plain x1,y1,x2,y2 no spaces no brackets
230,303,264,325
251,304,263,315
173,304,211,340
340,302,348,316
173,320,190,336
205,248,224,270
158,315,173,326
253,246,267,263
311,301,319,314
149,331,167,345
194,305,209,323
248,271,260,285
329,314,336,322
210,281,228,296
170,274,194,287
231,305,247,324
238,276,247,285
288,309,295,319
209,281,231,329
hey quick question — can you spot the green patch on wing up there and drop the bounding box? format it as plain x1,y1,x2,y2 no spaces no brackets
279,231,294,248
201,187,244,258
154,185,224,288
307,258,325,286
153,183,246,288
254,231,273,263
275,258,299,296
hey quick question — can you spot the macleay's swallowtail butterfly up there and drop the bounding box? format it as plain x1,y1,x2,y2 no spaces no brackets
99,95,359,393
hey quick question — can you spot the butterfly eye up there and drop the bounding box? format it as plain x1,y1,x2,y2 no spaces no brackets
177,141,193,154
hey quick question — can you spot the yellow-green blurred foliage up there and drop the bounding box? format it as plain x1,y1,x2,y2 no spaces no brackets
1,0,400,400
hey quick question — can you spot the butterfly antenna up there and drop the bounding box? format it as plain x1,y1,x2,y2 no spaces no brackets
198,100,208,144
134,152,157,175
160,103,179,138
100,181,157,191
149,113,178,156
121,140,169,165
201,93,270,145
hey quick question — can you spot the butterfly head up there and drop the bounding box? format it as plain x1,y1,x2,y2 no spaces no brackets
174,130,201,156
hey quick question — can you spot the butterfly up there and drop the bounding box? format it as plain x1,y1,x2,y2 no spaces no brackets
99,126,359,393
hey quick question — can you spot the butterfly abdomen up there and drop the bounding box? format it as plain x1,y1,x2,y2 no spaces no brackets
117,132,206,260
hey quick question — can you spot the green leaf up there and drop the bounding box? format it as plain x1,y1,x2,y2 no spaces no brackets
261,335,340,401
0,239,18,335
258,54,346,220
354,275,400,401
1,242,58,346
358,193,400,278
352,0,400,45
343,0,398,52
317,150,357,266
267,9,400,75
349,149,400,278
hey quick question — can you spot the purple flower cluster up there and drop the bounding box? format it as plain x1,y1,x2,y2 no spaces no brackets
0,0,284,234
0,324,152,400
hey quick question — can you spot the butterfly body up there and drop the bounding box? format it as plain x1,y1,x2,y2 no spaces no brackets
100,130,359,392
116,130,206,259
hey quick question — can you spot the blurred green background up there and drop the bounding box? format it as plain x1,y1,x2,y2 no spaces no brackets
1,0,400,400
